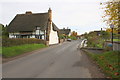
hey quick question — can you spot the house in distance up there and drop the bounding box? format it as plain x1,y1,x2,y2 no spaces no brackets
59,28,71,36
7,8,59,45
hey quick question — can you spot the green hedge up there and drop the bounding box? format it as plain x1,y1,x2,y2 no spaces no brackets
2,38,46,47
68,36,77,40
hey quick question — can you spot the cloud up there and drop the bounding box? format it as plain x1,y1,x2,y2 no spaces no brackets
0,0,107,34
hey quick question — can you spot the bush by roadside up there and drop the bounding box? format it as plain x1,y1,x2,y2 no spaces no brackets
83,50,120,78
2,44,47,58
68,36,77,40
87,36,104,48
2,37,46,47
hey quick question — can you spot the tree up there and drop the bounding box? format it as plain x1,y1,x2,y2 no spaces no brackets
2,24,9,37
106,28,119,33
101,0,120,33
0,24,3,37
83,32,88,39
101,31,110,40
69,31,78,40
71,31,77,37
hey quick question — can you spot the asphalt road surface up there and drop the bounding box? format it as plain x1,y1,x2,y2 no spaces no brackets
3,40,105,78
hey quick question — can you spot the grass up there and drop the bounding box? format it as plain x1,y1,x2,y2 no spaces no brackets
2,44,47,58
84,50,120,78
113,39,120,42
107,39,120,42
0,47,1,55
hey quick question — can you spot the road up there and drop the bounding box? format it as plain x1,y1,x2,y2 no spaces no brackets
3,40,104,78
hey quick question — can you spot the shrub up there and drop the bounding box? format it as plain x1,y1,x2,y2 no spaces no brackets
87,36,104,48
59,34,66,39
69,36,77,40
2,37,46,47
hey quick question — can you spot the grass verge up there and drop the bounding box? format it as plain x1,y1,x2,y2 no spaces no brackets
2,44,47,58
83,50,120,78
0,47,1,55
113,39,120,42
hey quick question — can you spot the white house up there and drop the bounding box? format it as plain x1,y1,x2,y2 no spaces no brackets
7,8,59,45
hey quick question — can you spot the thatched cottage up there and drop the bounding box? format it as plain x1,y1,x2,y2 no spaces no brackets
7,8,59,45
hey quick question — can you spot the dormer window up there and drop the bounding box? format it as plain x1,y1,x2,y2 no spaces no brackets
36,26,40,30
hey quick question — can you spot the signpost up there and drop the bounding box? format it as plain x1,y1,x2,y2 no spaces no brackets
110,24,114,50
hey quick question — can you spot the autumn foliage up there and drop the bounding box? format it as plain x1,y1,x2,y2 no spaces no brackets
71,31,77,37
101,0,119,29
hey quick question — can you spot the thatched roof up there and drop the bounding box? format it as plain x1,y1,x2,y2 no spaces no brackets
59,28,71,35
7,12,59,32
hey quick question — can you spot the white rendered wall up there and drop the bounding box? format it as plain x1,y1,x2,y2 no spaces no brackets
9,31,45,39
35,30,45,39
30,35,35,38
35,30,44,35
9,33,18,38
49,22,59,45
9,34,15,38
68,32,71,36
42,36,44,39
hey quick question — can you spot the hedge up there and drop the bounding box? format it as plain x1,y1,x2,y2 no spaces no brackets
2,38,46,47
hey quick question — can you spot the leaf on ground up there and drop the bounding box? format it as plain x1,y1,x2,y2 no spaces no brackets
109,66,114,71
114,72,119,76
107,64,112,67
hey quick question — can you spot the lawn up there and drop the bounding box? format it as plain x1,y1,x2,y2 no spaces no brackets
113,39,120,42
2,44,47,58
107,39,120,42
84,50,120,78
0,47,1,55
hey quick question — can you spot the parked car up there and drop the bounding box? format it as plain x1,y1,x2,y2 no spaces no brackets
67,38,71,42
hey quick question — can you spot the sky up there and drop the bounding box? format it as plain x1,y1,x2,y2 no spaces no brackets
0,0,109,34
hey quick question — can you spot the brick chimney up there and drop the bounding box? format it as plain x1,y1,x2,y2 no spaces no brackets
25,11,32,15
46,8,52,42
48,8,52,22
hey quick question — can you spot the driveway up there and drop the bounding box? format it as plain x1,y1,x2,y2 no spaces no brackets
2,40,105,78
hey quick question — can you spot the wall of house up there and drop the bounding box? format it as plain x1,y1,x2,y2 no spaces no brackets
9,34,15,38
9,30,45,39
30,35,35,38
9,33,19,38
68,32,71,36
35,30,45,39
35,30,44,35
49,22,59,45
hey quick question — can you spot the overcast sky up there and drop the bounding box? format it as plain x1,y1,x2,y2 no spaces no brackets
0,0,109,34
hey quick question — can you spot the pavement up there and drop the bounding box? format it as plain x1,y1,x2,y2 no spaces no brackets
2,40,105,78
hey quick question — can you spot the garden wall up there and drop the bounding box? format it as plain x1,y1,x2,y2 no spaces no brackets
59,39,65,43
104,41,120,51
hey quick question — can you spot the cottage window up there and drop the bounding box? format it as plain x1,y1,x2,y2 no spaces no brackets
35,35,42,39
16,35,20,38
36,27,40,30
